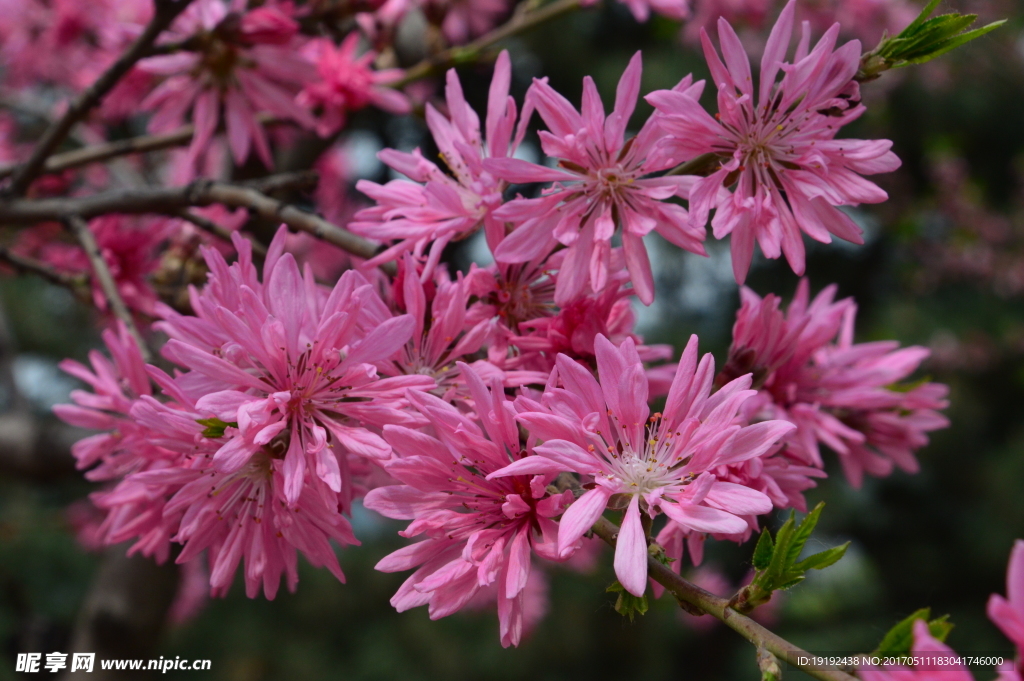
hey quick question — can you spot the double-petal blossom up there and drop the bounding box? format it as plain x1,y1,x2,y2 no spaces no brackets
364,364,571,647
648,0,901,283
486,53,706,305
490,334,793,596
352,50,524,275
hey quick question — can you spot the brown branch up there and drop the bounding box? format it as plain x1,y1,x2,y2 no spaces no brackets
590,516,859,681
0,115,286,182
391,0,584,87
65,216,154,363
6,0,196,196
57,548,180,681
0,246,88,293
175,209,268,259
0,174,389,272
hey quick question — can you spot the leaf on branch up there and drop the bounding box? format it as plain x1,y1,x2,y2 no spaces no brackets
857,0,1004,81
872,608,954,657
607,581,649,622
730,502,849,614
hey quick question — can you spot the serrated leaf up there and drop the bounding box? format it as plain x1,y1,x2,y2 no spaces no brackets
752,529,775,571
873,609,953,656
899,20,1005,64
785,501,825,569
776,576,805,590
874,608,932,656
794,542,850,572
927,614,954,642
608,581,648,621
901,0,943,36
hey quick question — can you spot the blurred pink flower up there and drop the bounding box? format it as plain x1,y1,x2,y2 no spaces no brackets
139,0,315,170
731,280,949,487
297,34,410,137
989,540,1024,676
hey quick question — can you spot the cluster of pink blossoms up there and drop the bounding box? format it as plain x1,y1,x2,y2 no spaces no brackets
2,0,966,653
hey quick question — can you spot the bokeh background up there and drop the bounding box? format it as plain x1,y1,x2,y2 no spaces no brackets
3,0,1024,678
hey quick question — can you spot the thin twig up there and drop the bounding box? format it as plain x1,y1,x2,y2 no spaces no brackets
175,209,267,259
0,246,88,293
590,516,859,681
391,0,584,88
6,0,195,196
0,115,284,182
65,216,153,363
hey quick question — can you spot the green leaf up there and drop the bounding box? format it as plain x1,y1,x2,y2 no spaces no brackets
794,542,850,572
607,581,648,622
196,417,238,439
899,20,1006,64
860,0,1005,81
873,609,954,656
738,502,850,612
901,0,943,36
752,528,775,571
785,501,825,568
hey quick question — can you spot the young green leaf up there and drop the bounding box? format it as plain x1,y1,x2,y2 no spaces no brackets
858,0,1004,81
752,529,775,571
873,608,954,656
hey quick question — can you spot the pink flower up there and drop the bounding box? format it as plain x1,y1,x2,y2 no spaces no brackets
581,0,689,23
297,34,410,137
485,53,706,305
989,540,1024,669
139,0,315,170
53,321,156,481
731,280,949,487
490,334,792,596
154,228,434,508
647,0,901,283
425,0,512,44
352,50,524,274
373,255,496,396
859,620,974,681
364,364,571,647
508,270,673,373
29,215,167,316
681,0,771,46
124,400,358,598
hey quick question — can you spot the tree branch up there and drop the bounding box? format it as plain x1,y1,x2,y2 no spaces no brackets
391,0,584,87
590,516,859,681
57,548,180,681
65,216,153,363
6,0,196,196
0,115,285,182
0,246,88,293
175,209,267,259
0,174,389,272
